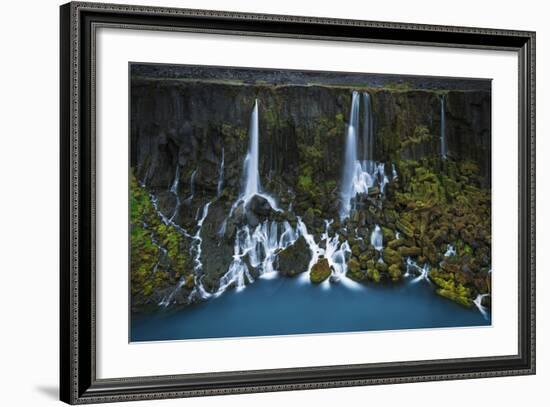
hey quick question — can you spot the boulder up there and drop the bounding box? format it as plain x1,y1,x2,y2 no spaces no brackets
383,247,402,266
396,218,415,238
388,264,402,281
398,246,422,257
246,194,273,217
310,258,331,283
277,235,311,277
367,268,381,283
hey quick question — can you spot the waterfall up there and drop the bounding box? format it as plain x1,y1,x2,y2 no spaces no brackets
340,91,361,220
217,147,224,197
183,169,197,205
473,293,490,320
297,218,361,290
214,220,299,296
169,166,180,222
220,100,280,235
375,163,389,194
440,95,447,159
339,91,395,221
444,244,456,257
406,258,431,283
160,201,212,306
370,225,383,251
149,193,191,238
243,100,261,199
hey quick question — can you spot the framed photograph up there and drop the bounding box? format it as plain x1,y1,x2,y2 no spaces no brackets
60,1,535,404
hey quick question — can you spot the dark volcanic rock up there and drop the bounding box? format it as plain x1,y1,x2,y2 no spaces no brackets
276,236,311,277
246,194,273,217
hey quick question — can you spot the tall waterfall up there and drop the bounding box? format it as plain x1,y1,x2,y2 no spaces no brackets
340,92,361,220
225,99,279,221
243,100,261,198
340,91,393,221
440,95,447,159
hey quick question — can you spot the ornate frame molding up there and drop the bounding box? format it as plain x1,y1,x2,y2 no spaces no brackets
60,2,535,404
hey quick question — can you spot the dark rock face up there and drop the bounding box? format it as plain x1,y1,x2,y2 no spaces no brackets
130,80,491,198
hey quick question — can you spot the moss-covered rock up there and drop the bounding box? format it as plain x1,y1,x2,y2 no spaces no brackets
398,246,422,257
310,258,331,283
388,264,402,281
383,247,402,266
367,268,381,283
436,289,472,308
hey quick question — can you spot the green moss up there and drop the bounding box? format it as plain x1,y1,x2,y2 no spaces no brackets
130,169,189,305
384,81,413,92
388,264,402,281
310,258,331,283
297,175,313,191
367,268,381,283
436,289,472,308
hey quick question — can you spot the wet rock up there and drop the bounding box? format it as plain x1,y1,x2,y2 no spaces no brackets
348,258,361,274
346,258,366,282
436,289,472,308
398,246,422,257
388,264,402,281
396,218,415,238
276,235,311,277
388,238,405,249
375,261,388,273
367,268,381,283
382,247,402,266
381,226,395,242
310,258,331,283
245,211,260,228
246,194,273,217
368,186,380,196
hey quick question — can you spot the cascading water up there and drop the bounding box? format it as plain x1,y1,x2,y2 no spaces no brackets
370,225,383,252
243,100,261,199
169,166,180,221
150,193,191,237
340,92,361,220
440,95,447,159
224,100,280,226
406,258,431,283
340,91,395,221
473,293,490,320
217,147,224,197
182,169,197,206
297,218,361,290
214,220,299,296
444,244,456,257
161,200,212,306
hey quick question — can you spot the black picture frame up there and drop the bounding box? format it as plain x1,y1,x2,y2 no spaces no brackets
60,1,536,404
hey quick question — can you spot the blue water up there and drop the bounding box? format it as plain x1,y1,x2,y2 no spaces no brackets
130,276,490,342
